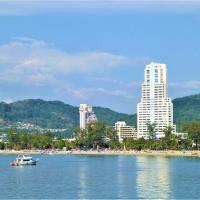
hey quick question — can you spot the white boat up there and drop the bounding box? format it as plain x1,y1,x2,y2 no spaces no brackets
10,155,37,166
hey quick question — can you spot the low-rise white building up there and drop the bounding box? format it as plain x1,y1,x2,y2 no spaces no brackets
174,132,188,138
114,121,137,142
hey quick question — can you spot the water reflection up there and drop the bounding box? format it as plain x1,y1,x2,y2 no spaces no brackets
78,159,88,199
117,156,125,198
136,156,171,199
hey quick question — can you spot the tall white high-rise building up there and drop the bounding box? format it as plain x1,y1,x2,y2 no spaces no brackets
137,62,175,139
79,104,97,129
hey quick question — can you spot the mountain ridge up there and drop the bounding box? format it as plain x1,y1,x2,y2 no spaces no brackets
0,93,200,135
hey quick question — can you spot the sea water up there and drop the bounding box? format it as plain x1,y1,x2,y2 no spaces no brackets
0,154,200,199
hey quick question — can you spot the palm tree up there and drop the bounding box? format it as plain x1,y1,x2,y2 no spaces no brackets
147,122,157,140
163,126,173,138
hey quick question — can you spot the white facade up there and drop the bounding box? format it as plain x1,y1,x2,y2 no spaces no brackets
114,121,137,142
79,104,97,129
137,62,175,139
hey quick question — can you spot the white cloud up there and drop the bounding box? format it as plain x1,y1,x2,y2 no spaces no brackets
1,99,13,104
67,87,135,101
91,77,140,89
170,81,200,90
185,80,200,89
0,38,152,106
0,38,129,85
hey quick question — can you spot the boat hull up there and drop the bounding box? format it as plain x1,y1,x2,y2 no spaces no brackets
10,156,37,166
10,160,37,166
19,160,37,165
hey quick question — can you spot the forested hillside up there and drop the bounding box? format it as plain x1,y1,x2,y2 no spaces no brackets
0,93,200,135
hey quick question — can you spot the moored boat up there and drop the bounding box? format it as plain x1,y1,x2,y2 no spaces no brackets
10,155,37,166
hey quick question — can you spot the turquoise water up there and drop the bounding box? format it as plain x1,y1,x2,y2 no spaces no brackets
0,154,200,199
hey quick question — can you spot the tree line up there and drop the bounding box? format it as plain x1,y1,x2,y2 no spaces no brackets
0,121,200,151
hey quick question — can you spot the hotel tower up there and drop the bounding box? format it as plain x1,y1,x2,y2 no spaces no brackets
137,62,175,139
79,104,97,129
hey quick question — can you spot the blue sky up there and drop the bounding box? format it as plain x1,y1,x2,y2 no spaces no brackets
0,0,200,113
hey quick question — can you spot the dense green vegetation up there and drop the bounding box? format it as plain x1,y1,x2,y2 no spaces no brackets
74,122,120,149
1,122,119,150
73,122,195,151
173,94,200,131
0,93,200,136
1,121,200,151
183,122,200,149
122,122,200,151
93,107,136,126
3,129,77,150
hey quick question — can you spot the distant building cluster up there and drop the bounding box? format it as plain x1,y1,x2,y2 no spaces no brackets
79,104,97,129
5,122,68,133
79,62,176,141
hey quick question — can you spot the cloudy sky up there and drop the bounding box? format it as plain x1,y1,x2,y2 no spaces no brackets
0,0,200,113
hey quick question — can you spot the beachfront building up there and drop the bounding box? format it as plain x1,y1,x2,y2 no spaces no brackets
114,121,137,142
79,104,97,129
137,62,176,139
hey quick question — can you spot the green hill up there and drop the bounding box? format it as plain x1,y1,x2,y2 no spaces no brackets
0,99,78,130
0,93,200,135
0,99,135,135
173,94,200,131
93,107,136,126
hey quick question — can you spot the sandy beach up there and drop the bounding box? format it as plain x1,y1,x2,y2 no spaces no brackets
0,149,200,157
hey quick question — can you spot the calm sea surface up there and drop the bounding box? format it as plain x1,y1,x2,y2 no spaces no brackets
0,154,200,199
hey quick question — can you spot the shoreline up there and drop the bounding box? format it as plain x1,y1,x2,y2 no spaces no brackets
0,149,200,157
